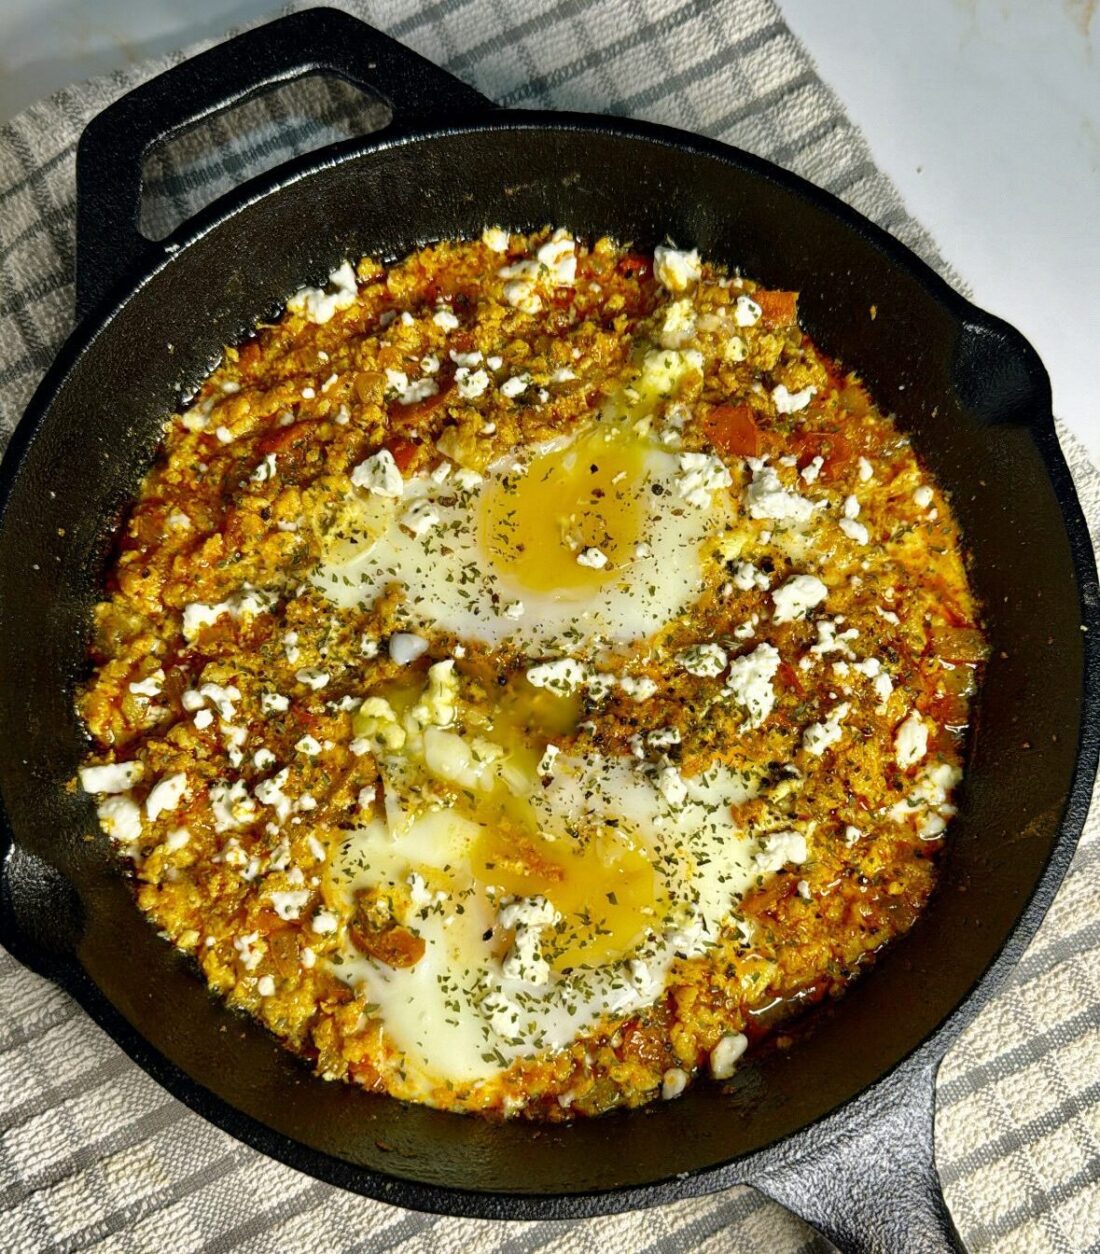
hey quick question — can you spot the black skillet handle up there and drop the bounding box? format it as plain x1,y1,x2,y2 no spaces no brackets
74,6,492,320
749,1058,965,1253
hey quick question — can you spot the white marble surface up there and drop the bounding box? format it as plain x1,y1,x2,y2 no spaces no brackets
2,0,1097,456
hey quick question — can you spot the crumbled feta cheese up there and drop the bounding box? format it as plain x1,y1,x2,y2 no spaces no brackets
803,702,851,756
527,657,588,695
253,748,277,771
844,825,863,844
858,457,873,482
733,294,762,327
537,744,560,776
383,369,438,406
840,518,869,545
251,453,277,484
800,456,825,484
194,709,215,730
500,896,560,986
311,910,339,935
268,888,311,921
772,573,829,622
650,728,682,753
96,795,142,847
455,367,490,399
401,499,441,537
732,561,770,592
710,1031,748,1079
913,485,934,509
536,231,577,286
251,770,290,824
677,451,732,507
164,827,190,853
432,305,460,331
755,830,808,873
895,711,930,769
662,1068,689,1100
145,772,188,822
718,334,746,366
726,642,781,728
501,277,542,313
181,602,228,640
659,298,697,348
576,546,608,569
234,932,264,970
80,761,143,794
260,692,290,715
287,260,358,325
679,642,728,678
411,659,459,728
481,225,510,252
295,667,330,690
351,449,404,498
653,245,702,292
256,975,276,997
772,384,816,414
358,785,377,811
619,674,658,702
389,633,429,665
746,459,815,524
812,619,860,659
209,780,256,832
353,697,407,751
197,683,242,721
181,395,215,432
500,374,530,399
128,670,165,698
655,763,688,808
295,734,323,756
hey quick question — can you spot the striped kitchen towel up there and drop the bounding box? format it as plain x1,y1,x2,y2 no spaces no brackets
0,2,1097,1250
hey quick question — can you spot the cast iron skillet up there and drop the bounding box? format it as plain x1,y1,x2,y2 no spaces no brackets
0,9,1097,1251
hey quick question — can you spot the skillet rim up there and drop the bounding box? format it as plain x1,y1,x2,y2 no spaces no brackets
1,108,1098,1219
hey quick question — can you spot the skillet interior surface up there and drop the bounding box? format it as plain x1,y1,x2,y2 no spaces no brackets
0,117,1094,1208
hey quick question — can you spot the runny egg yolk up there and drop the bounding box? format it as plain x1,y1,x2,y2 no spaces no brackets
379,669,663,974
478,426,647,598
470,816,663,974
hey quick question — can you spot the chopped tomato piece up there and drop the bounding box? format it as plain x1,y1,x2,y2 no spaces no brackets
256,419,316,457
236,341,262,374
755,289,798,326
702,404,761,458
930,625,986,664
384,437,420,473
617,251,652,279
792,430,852,479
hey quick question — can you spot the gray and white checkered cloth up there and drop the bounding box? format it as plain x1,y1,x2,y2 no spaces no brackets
1,2,1098,1250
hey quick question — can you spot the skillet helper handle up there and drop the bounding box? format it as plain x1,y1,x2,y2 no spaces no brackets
750,1060,965,1253
74,6,492,319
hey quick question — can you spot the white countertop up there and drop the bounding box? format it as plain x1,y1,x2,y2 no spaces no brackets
3,0,1097,458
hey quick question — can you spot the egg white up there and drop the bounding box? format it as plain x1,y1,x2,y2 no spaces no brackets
327,750,761,1097
313,424,731,651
